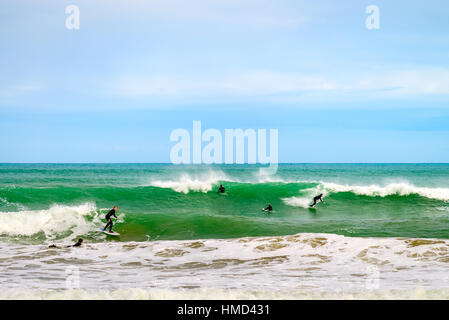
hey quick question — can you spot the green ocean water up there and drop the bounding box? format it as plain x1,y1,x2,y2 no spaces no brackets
0,163,449,243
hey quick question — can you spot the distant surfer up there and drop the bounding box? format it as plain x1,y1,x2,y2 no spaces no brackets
263,203,273,212
72,238,83,247
48,238,83,248
310,194,325,208
218,184,225,193
103,206,118,233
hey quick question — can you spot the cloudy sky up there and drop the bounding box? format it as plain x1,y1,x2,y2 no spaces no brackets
1,0,448,162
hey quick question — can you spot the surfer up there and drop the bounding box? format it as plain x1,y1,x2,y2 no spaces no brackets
48,238,83,248
72,238,83,247
310,194,325,207
263,203,273,212
218,184,225,193
103,206,118,233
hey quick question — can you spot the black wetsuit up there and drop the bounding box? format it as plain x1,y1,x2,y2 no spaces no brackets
265,204,273,212
310,195,323,207
218,186,225,193
72,240,83,247
104,209,117,232
49,239,83,248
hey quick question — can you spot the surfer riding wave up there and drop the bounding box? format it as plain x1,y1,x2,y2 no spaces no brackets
103,206,118,233
310,194,325,208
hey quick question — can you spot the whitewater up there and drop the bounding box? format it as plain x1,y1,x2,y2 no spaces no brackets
2,233,449,299
1,163,449,299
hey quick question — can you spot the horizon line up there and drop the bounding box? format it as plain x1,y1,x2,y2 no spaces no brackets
1,162,448,165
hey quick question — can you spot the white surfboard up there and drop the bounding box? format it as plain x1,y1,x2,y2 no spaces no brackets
99,229,120,236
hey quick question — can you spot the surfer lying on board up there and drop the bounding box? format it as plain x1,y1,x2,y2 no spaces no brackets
263,203,273,212
310,194,325,207
49,238,83,248
103,206,118,233
218,184,225,193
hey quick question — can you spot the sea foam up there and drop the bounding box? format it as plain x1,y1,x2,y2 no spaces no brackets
322,181,449,200
3,287,449,300
282,181,449,207
1,233,449,295
149,170,233,193
0,203,99,239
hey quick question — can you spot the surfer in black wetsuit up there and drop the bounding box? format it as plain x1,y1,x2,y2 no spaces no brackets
218,184,225,193
103,206,118,232
264,203,273,212
310,194,325,207
72,238,83,247
48,238,83,248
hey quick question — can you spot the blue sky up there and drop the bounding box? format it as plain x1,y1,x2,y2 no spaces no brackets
1,0,449,162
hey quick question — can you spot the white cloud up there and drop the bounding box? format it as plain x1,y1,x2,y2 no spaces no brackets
110,71,336,98
110,68,449,100
355,69,449,95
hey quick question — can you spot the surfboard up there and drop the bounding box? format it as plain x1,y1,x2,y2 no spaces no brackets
99,229,120,236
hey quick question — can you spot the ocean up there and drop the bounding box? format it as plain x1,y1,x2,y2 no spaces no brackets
1,163,449,299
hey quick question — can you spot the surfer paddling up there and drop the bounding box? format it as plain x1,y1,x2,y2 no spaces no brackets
48,238,83,248
310,194,325,208
103,206,118,233
263,203,273,212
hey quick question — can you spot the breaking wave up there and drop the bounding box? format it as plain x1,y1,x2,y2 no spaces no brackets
0,203,100,239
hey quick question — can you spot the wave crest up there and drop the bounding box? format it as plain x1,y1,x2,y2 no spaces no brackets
0,203,99,239
282,181,449,207
323,182,449,201
149,171,232,194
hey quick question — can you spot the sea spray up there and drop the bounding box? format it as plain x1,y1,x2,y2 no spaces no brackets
0,203,100,239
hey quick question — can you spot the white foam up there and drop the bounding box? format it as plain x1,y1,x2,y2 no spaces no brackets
282,196,312,208
149,171,233,193
283,181,449,207
322,182,449,201
3,287,449,300
0,203,99,239
1,233,449,294
281,184,327,208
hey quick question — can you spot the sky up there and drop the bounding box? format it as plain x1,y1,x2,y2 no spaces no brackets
0,0,449,163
